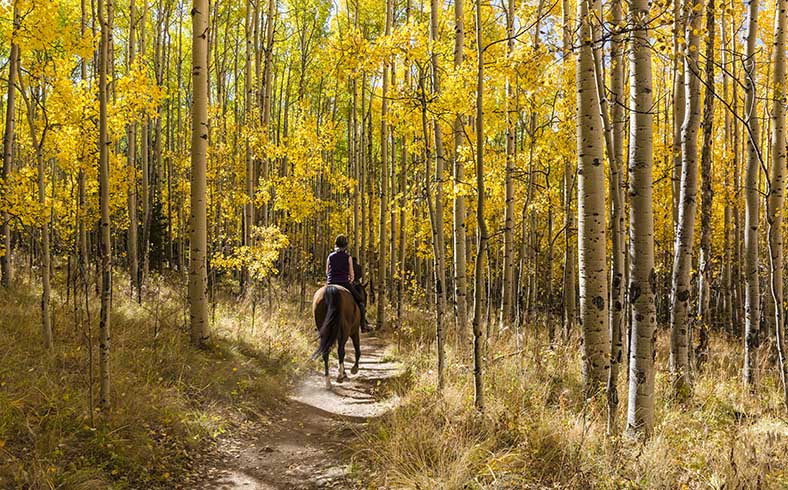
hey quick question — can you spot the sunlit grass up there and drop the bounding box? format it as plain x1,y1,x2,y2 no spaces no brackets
0,272,315,489
359,309,788,489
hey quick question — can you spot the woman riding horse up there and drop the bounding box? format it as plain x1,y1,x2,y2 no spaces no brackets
311,235,368,389
325,235,368,331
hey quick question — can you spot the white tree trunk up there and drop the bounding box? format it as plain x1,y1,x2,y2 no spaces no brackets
98,0,113,410
767,0,788,410
576,0,610,395
473,0,488,412
189,0,210,347
743,0,760,388
626,0,657,436
1,6,18,287
669,0,702,392
500,0,515,333
453,0,468,338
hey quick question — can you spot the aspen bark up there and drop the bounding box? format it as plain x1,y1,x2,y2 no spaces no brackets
127,0,139,300
669,0,702,392
671,0,686,229
242,0,254,292
607,0,626,433
473,0,487,412
627,0,657,436
696,0,715,369
453,0,468,338
98,0,113,410
1,6,18,287
190,0,210,347
500,0,515,333
768,0,788,410
377,0,391,331
429,0,447,388
743,0,760,388
577,0,610,396
562,0,578,342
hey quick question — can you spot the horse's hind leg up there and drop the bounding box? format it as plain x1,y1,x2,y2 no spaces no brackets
323,349,332,390
337,336,347,383
350,332,360,375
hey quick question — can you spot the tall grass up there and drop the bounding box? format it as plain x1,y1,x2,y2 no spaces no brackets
0,272,315,489
360,308,788,489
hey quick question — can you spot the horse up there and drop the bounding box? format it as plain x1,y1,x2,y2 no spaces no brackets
311,283,365,389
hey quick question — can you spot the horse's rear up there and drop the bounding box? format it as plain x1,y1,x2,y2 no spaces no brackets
312,285,361,389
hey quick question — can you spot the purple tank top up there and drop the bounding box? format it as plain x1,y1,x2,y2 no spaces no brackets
327,249,351,284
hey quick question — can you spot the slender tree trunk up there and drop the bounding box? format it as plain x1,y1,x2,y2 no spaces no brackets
606,0,626,433
98,0,113,411
189,0,210,347
768,0,788,411
561,0,577,342
429,0,447,388
242,0,254,293
671,0,686,231
696,0,715,370
453,0,468,339
499,0,515,333
669,0,702,392
127,0,139,300
1,6,18,287
743,0,760,388
377,0,391,331
577,0,610,396
473,0,487,412
626,0,657,436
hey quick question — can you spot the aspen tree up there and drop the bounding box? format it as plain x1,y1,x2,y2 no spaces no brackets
607,0,626,433
743,0,760,388
429,0,447,389
453,0,468,337
473,0,487,412
189,0,210,347
1,5,18,287
128,0,140,299
696,0,715,369
562,0,578,341
377,0,391,331
669,0,703,392
627,0,657,435
767,0,788,409
98,0,113,410
577,0,610,395
500,0,515,333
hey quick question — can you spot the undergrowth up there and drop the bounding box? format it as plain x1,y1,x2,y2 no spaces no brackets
0,272,314,489
359,306,788,489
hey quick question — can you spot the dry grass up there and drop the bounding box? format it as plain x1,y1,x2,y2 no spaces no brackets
0,272,315,489
359,308,788,489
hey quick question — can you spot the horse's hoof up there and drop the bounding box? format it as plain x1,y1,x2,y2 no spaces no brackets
351,365,359,375
325,377,332,390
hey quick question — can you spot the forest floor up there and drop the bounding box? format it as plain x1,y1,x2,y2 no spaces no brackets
191,335,402,490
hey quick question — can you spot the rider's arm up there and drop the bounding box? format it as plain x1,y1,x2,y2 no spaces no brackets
326,256,330,278
348,255,355,283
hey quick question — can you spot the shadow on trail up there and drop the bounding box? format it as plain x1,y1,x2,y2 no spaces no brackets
199,334,402,490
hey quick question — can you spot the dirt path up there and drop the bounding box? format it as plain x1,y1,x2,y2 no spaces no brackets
198,335,400,489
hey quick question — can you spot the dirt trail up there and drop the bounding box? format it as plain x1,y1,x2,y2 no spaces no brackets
199,335,401,489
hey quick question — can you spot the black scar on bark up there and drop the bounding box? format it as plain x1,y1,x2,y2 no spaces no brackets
677,289,690,302
592,296,604,310
630,282,641,302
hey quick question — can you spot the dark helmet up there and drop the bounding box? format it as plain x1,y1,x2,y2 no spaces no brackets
335,234,349,249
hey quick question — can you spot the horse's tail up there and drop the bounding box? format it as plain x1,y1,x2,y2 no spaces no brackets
311,285,342,360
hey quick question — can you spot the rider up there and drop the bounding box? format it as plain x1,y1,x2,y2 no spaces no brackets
326,235,369,332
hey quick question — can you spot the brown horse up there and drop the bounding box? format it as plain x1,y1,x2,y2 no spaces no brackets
311,285,362,389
